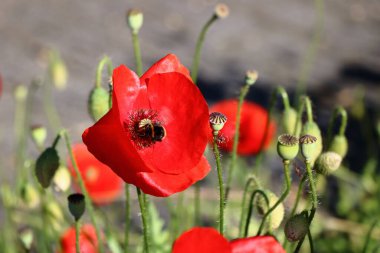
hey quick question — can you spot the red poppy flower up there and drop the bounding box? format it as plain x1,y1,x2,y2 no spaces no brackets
59,224,98,253
172,227,285,253
209,100,275,155
82,54,210,197
68,143,123,204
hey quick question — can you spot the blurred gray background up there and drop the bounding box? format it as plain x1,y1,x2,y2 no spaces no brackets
1,0,380,180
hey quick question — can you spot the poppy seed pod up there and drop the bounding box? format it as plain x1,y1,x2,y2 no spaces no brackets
299,135,318,162
127,9,143,34
68,193,85,221
301,122,322,164
328,135,348,158
284,213,309,242
35,147,60,188
214,3,229,19
255,190,285,230
30,125,47,148
315,151,342,175
88,86,110,122
281,107,299,135
277,134,299,161
209,112,227,135
53,166,71,192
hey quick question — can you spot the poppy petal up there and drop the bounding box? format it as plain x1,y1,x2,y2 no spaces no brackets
230,236,286,253
137,156,210,197
172,227,231,253
139,72,209,175
82,109,153,174
140,54,191,84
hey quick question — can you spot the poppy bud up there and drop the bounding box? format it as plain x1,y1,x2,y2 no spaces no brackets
214,3,229,19
35,147,60,188
328,135,348,158
88,86,110,122
255,190,285,230
30,125,47,149
299,134,318,162
245,70,258,86
68,193,85,221
49,52,68,90
315,151,342,175
19,228,34,250
20,183,40,209
209,112,227,136
284,213,309,242
277,134,299,161
301,122,322,164
127,9,143,34
281,107,299,135
53,165,71,192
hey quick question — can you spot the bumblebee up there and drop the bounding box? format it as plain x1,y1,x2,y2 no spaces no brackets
136,119,166,142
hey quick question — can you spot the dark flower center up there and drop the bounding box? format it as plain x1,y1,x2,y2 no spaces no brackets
126,109,166,149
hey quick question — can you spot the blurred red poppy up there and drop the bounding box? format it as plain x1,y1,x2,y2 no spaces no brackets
82,54,210,197
172,227,285,253
209,100,275,155
59,224,98,253
68,143,123,204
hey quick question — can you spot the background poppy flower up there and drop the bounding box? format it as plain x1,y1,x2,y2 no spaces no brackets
82,54,210,197
59,224,98,253
172,227,285,253
209,100,275,155
68,143,123,204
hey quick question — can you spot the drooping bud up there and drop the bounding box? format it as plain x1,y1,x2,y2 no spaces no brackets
315,152,342,175
299,134,318,162
301,121,322,164
209,112,227,136
284,213,309,242
53,165,72,192
48,51,68,90
68,193,86,221
127,9,143,34
88,86,110,122
35,147,60,188
30,125,47,149
245,70,258,86
255,190,284,230
20,183,40,209
214,3,229,19
328,135,348,158
277,134,299,161
281,107,299,135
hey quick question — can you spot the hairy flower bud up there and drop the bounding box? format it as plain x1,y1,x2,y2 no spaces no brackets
19,228,34,250
68,193,85,221
245,70,258,86
30,125,47,149
315,151,342,175
20,184,40,209
53,165,71,192
46,201,64,231
127,9,143,34
49,52,68,90
277,134,299,161
281,107,299,135
35,147,60,188
209,112,227,135
88,86,110,122
301,121,322,164
328,135,348,158
255,190,285,230
285,213,309,242
299,134,318,162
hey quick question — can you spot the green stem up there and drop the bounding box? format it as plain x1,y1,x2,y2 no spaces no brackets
124,184,130,253
294,97,305,137
194,183,201,226
304,96,314,123
363,221,378,253
243,189,269,237
295,0,324,100
136,187,150,253
238,176,260,237
62,130,104,253
131,32,143,76
327,106,348,146
212,135,225,235
95,56,113,88
75,220,81,253
257,161,291,235
291,174,307,216
43,75,62,132
190,15,218,82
